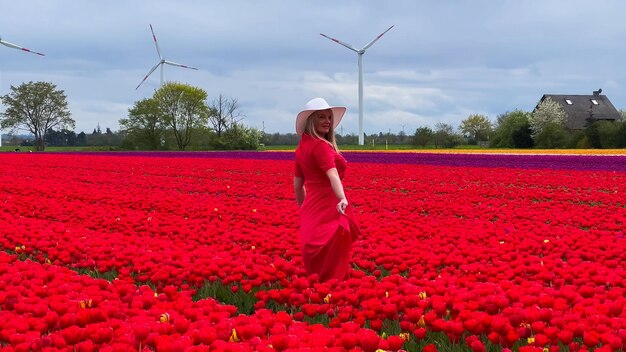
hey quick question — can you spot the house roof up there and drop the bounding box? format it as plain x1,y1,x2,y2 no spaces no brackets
534,92,621,130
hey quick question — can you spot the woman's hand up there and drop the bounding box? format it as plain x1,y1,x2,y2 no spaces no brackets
336,198,348,215
326,169,348,214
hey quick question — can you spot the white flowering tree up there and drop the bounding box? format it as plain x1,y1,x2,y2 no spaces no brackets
529,98,566,139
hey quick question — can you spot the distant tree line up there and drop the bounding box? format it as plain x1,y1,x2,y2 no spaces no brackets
488,99,626,148
262,130,412,147
409,99,626,149
3,81,626,150
265,104,625,149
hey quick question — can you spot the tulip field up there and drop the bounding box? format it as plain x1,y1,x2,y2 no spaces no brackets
0,151,625,352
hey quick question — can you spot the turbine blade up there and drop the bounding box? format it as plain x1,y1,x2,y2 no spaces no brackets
149,24,163,60
164,60,198,70
362,25,394,51
0,39,45,56
136,62,162,89
320,33,358,52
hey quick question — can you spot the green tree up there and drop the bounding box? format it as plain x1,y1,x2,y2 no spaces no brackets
530,98,567,141
220,122,263,150
615,120,626,148
583,118,602,148
154,82,210,150
45,128,76,146
120,98,166,150
597,120,626,148
433,122,461,148
459,114,492,144
534,121,568,148
76,132,87,146
335,133,357,146
86,128,124,147
490,110,533,148
511,127,534,149
412,126,433,147
1,81,74,151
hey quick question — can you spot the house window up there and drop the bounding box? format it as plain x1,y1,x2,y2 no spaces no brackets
591,99,599,105
565,99,573,105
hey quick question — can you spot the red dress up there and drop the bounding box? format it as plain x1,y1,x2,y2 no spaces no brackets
295,133,360,282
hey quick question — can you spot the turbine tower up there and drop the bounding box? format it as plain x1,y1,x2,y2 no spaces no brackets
1,36,45,147
136,24,198,90
321,25,394,145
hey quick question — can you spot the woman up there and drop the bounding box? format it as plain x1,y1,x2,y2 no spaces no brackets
294,97,361,282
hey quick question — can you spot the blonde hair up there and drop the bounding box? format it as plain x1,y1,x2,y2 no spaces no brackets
304,110,340,152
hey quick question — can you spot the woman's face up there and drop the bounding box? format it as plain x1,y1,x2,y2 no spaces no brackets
313,109,333,135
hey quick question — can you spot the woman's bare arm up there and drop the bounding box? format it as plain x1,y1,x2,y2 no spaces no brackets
294,176,306,206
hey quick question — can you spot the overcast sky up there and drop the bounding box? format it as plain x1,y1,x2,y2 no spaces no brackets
1,1,625,135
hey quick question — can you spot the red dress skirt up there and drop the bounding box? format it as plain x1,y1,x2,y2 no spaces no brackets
295,134,360,282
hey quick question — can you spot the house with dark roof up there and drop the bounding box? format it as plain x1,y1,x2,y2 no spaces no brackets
534,89,622,130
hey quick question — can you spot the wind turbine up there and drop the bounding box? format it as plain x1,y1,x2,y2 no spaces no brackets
136,24,198,90
0,36,45,147
321,25,394,145
0,36,45,56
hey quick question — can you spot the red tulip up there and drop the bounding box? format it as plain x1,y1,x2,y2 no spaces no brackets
558,330,574,345
470,339,486,352
414,327,426,340
387,335,405,350
76,309,91,327
487,331,500,345
583,331,600,348
192,326,216,345
173,317,190,334
61,325,83,346
369,319,383,331
533,333,549,347
423,343,438,352
340,332,358,350
133,324,150,342
358,330,380,352
75,340,95,352
270,334,288,351
59,313,77,329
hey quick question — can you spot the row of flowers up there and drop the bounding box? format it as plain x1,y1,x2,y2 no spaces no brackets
0,153,625,351
47,150,626,172
1,251,399,351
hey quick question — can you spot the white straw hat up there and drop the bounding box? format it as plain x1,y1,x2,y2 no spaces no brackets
295,97,347,135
